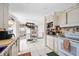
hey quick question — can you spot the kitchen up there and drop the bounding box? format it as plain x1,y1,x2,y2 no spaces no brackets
0,3,79,56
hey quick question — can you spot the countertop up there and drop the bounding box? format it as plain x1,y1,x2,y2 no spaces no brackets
0,39,14,46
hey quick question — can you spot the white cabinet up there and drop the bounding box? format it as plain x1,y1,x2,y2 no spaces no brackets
57,5,79,27
46,15,54,23
3,4,8,29
67,7,79,25
57,12,66,26
46,35,54,50
46,35,59,53
10,40,19,56
54,37,59,54
0,4,4,28
11,42,18,56
0,4,8,29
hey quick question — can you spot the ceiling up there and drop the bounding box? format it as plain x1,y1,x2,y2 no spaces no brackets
9,3,76,23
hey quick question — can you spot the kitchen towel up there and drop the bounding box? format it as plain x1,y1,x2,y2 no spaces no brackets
63,39,71,51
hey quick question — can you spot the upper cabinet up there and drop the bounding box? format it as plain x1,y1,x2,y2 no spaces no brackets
0,4,4,28
67,7,79,26
57,5,79,27
0,4,8,29
3,4,9,29
45,13,58,28
57,12,66,26
46,14,54,23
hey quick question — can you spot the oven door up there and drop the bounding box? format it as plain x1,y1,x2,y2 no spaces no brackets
58,38,79,56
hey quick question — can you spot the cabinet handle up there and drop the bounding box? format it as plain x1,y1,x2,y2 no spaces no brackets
66,12,68,24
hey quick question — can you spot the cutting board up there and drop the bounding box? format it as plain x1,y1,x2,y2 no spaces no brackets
0,39,13,46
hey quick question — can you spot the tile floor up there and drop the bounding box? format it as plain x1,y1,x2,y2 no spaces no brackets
19,38,52,56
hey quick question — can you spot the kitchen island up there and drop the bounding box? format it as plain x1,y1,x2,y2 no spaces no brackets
0,37,20,56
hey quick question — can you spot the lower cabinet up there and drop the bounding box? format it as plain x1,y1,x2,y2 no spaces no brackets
46,35,54,50
11,42,18,56
46,35,59,54
54,37,59,54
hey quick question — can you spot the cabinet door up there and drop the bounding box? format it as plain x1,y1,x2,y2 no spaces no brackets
68,7,79,25
17,39,20,52
58,12,66,26
11,42,17,56
54,37,58,53
0,4,8,29
3,4,8,29
46,15,54,23
0,4,4,28
47,36,53,50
